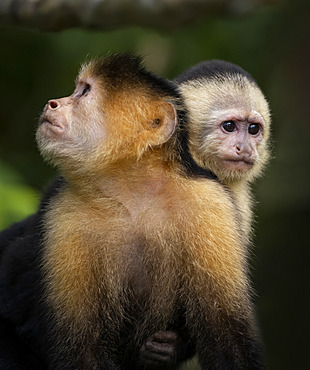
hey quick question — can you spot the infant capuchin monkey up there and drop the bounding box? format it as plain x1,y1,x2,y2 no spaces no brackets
175,60,271,241
0,54,264,369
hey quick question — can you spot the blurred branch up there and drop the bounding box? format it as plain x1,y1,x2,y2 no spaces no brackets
0,0,271,32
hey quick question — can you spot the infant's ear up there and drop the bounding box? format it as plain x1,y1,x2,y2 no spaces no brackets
146,102,177,146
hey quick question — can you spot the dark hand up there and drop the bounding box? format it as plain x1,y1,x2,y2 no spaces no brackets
139,331,179,367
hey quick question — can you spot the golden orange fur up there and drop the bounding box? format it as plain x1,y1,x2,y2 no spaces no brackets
42,162,251,363
37,55,261,368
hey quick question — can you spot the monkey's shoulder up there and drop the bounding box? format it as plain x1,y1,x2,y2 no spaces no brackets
43,176,236,238
168,176,235,214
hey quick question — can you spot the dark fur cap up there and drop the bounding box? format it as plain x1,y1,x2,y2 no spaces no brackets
175,59,257,85
86,53,182,99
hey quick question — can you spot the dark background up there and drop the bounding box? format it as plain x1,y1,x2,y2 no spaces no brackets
0,0,309,368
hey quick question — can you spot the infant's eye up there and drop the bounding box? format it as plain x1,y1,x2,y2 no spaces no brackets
222,121,235,132
81,84,91,96
248,123,260,135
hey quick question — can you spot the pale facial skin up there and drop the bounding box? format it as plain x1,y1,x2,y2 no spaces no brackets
215,108,265,173
180,78,270,184
37,77,106,165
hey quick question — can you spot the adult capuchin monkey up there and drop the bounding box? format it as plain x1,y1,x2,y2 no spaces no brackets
0,54,264,369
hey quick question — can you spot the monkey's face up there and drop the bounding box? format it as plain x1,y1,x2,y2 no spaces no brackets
36,75,107,171
36,60,177,176
209,107,266,182
180,79,270,184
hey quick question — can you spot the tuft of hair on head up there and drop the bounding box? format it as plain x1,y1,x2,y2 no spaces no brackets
80,53,183,101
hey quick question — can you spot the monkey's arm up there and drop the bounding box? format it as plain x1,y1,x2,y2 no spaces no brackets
0,218,47,369
189,261,264,368
193,313,264,370
179,185,265,370
0,177,70,369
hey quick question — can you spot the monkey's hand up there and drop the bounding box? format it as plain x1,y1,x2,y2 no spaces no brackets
139,331,179,367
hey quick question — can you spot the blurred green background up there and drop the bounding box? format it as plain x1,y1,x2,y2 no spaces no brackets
0,0,309,368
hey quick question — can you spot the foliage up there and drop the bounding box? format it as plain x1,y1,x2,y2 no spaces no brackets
0,161,38,230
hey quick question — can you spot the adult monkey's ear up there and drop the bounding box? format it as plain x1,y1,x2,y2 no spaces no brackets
143,102,177,147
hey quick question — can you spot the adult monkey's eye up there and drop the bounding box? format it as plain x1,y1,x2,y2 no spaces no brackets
222,121,235,132
81,84,91,96
248,123,260,135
